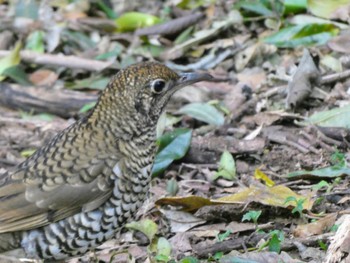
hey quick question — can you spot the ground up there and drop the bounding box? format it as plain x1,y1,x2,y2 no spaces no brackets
0,0,350,263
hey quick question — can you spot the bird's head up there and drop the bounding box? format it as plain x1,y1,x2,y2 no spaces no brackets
94,62,212,130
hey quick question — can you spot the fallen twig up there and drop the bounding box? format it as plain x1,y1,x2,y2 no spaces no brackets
135,12,204,36
0,83,97,118
320,69,350,85
0,50,115,71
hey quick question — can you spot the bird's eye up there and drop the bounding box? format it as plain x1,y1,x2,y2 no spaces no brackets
150,79,166,94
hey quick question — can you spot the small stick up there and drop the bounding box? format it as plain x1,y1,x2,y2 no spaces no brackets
0,50,115,72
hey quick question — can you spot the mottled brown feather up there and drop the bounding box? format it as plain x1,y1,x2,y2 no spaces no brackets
0,119,119,233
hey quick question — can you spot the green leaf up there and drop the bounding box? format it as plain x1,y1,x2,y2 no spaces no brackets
156,237,172,259
25,31,45,53
264,23,339,47
156,128,190,152
284,196,297,204
298,105,350,128
330,224,339,232
79,102,96,113
66,77,109,90
330,150,346,168
213,251,223,260
312,180,330,191
20,112,55,121
154,254,171,262
319,240,327,251
237,0,275,17
177,0,212,9
125,219,158,241
242,210,262,224
96,0,118,19
95,43,124,60
290,14,348,29
152,129,192,176
2,65,31,85
268,232,281,253
284,197,305,216
213,150,236,180
62,30,96,50
0,42,22,81
321,55,342,72
288,166,350,179
166,178,179,196
178,102,225,125
216,230,232,242
115,12,161,32
284,0,307,14
180,257,199,263
174,26,194,45
20,149,36,157
157,113,182,138
134,44,166,58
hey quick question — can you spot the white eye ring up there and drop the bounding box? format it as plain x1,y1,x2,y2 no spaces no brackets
151,79,166,94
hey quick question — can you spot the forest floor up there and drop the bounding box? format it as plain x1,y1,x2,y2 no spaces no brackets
1,1,350,262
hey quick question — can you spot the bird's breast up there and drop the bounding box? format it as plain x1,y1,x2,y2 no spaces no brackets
102,135,157,224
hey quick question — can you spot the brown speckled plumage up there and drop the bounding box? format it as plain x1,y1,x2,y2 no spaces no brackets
0,62,211,261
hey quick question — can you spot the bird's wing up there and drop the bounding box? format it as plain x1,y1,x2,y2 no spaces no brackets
0,124,120,233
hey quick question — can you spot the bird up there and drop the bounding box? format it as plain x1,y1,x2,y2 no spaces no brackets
0,62,212,261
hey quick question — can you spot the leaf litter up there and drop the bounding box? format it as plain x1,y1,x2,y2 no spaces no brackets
0,0,350,262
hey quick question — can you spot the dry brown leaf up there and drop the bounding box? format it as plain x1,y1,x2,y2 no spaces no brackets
234,43,276,72
224,82,252,113
221,251,305,263
293,213,337,238
29,69,58,86
286,49,321,109
328,33,350,54
245,111,302,127
236,67,266,91
169,232,192,257
64,12,87,20
159,209,206,232
338,196,350,204
329,4,350,21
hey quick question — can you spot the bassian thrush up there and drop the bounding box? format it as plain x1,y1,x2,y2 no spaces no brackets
0,62,211,261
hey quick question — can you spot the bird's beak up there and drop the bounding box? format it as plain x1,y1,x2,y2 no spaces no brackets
175,72,213,88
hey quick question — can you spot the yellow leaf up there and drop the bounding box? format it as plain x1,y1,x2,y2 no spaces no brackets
0,42,22,81
217,185,313,210
308,0,349,19
156,185,314,212
115,12,161,32
254,168,275,187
